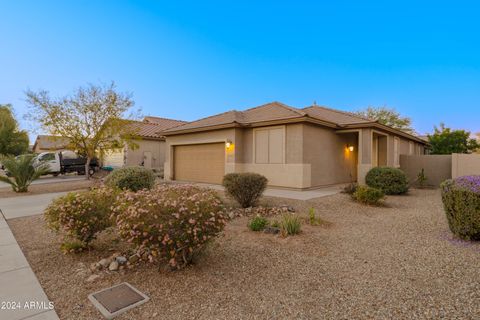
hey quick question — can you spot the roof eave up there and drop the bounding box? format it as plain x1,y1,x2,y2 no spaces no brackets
342,122,429,144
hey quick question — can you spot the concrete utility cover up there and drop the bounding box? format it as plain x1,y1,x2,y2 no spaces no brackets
88,282,149,319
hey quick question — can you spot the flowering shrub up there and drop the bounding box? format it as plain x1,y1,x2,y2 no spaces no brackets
112,185,227,269
44,187,117,252
105,166,156,191
441,175,480,240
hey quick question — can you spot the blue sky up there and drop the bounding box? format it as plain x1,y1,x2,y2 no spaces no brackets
1,0,479,140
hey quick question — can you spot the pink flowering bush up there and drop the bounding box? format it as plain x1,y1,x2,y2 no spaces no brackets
44,187,117,253
112,184,227,269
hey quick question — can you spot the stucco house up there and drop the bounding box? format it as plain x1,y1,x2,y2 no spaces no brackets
103,116,186,173
162,102,428,189
32,135,71,153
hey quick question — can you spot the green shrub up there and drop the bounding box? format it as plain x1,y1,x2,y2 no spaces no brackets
44,187,117,252
0,154,49,192
248,215,269,231
441,176,480,240
280,214,301,236
365,167,409,195
353,185,385,205
112,185,227,269
223,172,268,208
416,168,428,188
105,166,156,191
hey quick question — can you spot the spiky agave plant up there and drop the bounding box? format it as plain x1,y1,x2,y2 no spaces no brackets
0,154,49,192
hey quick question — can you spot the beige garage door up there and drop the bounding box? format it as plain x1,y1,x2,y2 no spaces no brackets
174,143,225,184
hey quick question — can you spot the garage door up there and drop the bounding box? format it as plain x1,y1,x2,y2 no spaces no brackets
174,143,225,184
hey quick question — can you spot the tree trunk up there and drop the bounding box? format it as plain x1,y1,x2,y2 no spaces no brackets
85,157,91,180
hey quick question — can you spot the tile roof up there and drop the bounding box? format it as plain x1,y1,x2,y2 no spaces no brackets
302,105,372,125
33,135,71,150
164,101,370,133
142,116,187,131
128,117,187,139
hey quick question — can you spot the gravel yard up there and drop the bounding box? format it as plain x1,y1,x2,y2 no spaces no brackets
8,189,480,319
0,178,95,198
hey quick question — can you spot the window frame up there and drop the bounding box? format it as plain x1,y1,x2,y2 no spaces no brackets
253,125,286,164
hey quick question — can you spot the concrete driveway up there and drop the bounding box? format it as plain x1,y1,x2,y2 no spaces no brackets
0,174,85,189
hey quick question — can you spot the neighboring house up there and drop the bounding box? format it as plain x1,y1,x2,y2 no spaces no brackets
162,102,428,189
32,135,71,153
103,117,186,173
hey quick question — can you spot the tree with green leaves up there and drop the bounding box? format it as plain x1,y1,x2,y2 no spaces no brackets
428,123,479,154
26,82,139,179
355,106,415,134
0,154,49,192
0,104,29,156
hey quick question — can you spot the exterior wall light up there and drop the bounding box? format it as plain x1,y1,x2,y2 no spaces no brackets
225,140,232,149
347,145,354,152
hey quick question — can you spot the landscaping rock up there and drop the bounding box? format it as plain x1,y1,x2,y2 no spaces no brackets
86,274,101,283
263,226,281,234
116,256,127,265
99,258,110,268
128,254,139,264
90,262,102,272
108,261,119,271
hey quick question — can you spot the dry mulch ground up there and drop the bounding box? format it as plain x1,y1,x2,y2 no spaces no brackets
8,189,480,319
0,179,95,198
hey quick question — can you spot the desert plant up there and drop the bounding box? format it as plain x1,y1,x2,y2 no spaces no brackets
248,215,269,231
44,187,117,252
0,154,49,192
112,185,227,269
270,219,280,228
416,168,428,188
280,214,301,236
353,185,385,205
307,207,325,226
223,172,268,208
365,167,409,195
441,176,480,240
105,166,156,191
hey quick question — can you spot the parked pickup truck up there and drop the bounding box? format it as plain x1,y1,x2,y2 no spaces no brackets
36,150,99,176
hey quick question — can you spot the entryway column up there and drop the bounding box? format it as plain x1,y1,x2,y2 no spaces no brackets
358,128,373,184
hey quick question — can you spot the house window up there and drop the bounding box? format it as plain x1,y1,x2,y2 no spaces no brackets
409,141,414,155
393,137,400,167
254,127,285,164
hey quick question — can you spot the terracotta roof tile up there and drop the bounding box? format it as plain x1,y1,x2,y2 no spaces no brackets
127,117,187,139
142,116,187,131
164,102,306,132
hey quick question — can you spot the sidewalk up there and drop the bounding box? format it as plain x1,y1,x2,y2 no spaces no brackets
0,192,68,220
0,203,60,319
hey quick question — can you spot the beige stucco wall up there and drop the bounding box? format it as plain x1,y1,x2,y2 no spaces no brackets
303,124,358,187
165,123,427,189
452,153,480,178
400,154,452,187
125,139,165,170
